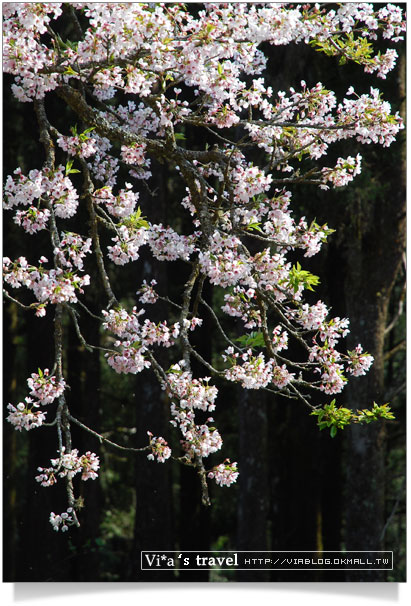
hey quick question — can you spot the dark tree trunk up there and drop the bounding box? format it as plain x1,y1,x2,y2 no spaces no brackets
129,376,175,581
268,398,326,582
128,161,176,582
236,387,269,581
19,312,74,581
342,53,406,581
176,281,213,582
67,316,103,581
3,302,20,582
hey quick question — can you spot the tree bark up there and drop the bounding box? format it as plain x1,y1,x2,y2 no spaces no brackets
342,53,406,581
236,387,269,581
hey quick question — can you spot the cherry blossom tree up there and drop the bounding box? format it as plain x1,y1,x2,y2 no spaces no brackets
3,2,405,533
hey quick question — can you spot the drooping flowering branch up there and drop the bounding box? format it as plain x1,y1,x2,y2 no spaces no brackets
3,2,404,530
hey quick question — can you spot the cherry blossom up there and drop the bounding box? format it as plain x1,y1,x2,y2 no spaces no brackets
14,207,50,234
6,399,47,432
36,448,100,485
49,509,75,532
147,432,172,463
208,460,239,487
93,184,139,219
27,368,66,404
137,279,159,305
107,225,148,265
346,345,374,377
54,232,92,271
223,348,276,390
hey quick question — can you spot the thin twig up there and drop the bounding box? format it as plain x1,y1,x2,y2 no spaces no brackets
379,478,406,543
80,158,118,308
65,304,116,354
199,296,242,352
384,280,406,336
68,414,151,454
3,290,32,311
384,339,406,362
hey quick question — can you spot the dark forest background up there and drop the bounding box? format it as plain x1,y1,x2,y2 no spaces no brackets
3,9,406,583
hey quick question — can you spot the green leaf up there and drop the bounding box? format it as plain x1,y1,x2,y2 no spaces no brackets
245,222,264,234
235,331,265,349
122,207,149,230
65,159,80,176
63,66,78,76
288,262,320,293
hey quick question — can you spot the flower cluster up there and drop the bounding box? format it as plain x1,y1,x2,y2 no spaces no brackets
223,347,296,391
223,348,276,390
102,306,180,375
93,183,139,219
121,143,147,166
232,164,273,204
199,232,250,288
87,134,119,186
27,368,66,404
321,155,362,189
165,365,218,413
309,343,348,395
181,424,223,459
271,325,289,353
221,287,261,329
3,3,405,104
54,232,92,271
137,279,159,305
6,399,47,432
49,509,76,532
163,362,223,460
4,165,79,218
7,367,66,433
3,256,90,312
36,448,100,486
147,432,172,463
148,225,197,262
346,345,374,377
107,225,148,265
14,206,51,234
286,301,368,394
57,131,97,159
208,460,239,487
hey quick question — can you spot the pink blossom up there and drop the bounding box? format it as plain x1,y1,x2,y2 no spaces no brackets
57,133,97,158
36,448,100,485
27,368,66,404
107,225,148,265
137,279,159,305
49,509,75,532
54,232,92,270
223,349,275,389
148,224,197,262
80,451,100,481
147,432,172,463
14,206,50,234
7,399,47,432
94,184,139,219
346,345,374,377
208,460,239,487
2,1,402,514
